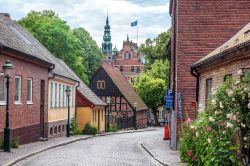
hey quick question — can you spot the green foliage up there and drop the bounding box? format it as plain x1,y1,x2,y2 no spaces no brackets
73,128,83,135
82,123,98,135
179,75,250,165
18,10,101,83
139,29,171,66
144,60,169,85
0,138,3,149
109,124,119,132
72,28,103,81
135,73,166,125
11,138,19,148
70,117,78,134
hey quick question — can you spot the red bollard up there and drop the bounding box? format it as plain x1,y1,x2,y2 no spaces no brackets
163,124,169,140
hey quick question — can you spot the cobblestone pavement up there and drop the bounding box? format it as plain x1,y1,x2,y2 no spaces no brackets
8,128,181,166
13,128,174,166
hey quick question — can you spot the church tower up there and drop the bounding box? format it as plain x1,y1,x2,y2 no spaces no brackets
102,14,112,58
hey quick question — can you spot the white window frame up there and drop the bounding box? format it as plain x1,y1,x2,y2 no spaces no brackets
55,83,57,107
63,85,65,107
0,73,6,105
59,84,61,107
50,82,54,108
27,78,33,104
14,76,22,105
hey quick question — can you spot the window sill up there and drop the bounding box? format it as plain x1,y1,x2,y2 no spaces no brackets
27,102,33,105
0,102,6,106
14,102,22,105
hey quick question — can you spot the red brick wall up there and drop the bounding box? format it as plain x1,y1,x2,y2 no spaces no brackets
172,0,250,120
0,53,49,144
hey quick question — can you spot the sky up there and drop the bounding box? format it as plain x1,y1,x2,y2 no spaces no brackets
0,0,171,50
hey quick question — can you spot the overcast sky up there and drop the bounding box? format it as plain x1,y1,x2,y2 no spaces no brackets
0,0,171,50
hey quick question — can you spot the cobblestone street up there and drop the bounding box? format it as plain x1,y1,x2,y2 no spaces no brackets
12,128,178,166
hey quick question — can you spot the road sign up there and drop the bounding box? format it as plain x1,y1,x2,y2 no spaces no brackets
177,93,182,118
165,89,173,109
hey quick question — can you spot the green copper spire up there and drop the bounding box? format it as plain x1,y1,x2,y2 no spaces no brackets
102,13,112,57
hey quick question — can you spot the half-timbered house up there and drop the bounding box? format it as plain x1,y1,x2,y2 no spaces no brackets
89,61,148,129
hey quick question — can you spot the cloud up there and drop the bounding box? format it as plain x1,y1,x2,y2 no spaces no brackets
0,0,171,50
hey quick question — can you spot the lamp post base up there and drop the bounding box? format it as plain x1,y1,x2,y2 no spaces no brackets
4,128,11,152
66,124,70,137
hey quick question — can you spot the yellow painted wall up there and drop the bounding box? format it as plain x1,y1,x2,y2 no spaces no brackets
77,106,106,132
77,107,91,129
48,77,76,122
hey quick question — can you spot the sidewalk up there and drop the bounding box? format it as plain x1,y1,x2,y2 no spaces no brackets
0,128,155,166
140,128,184,166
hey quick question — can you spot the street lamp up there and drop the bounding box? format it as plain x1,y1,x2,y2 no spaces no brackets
65,86,71,137
133,102,137,130
3,60,13,152
106,96,111,132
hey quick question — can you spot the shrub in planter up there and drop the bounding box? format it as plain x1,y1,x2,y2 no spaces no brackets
82,123,98,135
179,75,250,165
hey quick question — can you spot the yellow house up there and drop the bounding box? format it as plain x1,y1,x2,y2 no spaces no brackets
48,58,79,137
76,81,107,132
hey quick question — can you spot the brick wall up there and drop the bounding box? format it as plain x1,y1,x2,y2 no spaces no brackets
175,0,250,121
0,53,49,144
199,50,250,106
169,0,250,148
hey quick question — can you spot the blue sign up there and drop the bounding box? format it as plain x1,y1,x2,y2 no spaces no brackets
165,89,173,109
177,93,182,118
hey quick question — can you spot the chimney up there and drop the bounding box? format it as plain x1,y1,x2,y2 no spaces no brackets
0,13,10,19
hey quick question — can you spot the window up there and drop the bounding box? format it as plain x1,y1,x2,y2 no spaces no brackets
131,66,135,72
101,110,103,121
15,76,21,104
120,66,124,72
72,86,75,107
50,82,53,107
92,110,94,122
124,53,132,59
205,78,212,104
97,81,105,89
0,73,6,104
27,78,32,104
111,97,115,105
136,66,141,73
62,85,65,107
55,83,57,107
224,74,232,82
59,84,61,107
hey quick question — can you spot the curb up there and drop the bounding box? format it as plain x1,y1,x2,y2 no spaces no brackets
4,128,156,166
139,142,169,166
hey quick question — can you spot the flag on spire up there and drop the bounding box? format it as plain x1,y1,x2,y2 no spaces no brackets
131,20,138,27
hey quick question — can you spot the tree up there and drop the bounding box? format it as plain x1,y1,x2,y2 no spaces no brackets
139,29,171,66
135,74,166,125
144,60,169,85
72,28,103,80
18,10,95,83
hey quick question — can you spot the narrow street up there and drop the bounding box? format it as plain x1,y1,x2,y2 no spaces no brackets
14,128,165,166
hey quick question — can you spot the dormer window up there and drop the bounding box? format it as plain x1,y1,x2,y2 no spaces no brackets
124,53,131,59
97,80,105,89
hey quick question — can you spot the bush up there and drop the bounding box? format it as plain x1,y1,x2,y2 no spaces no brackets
70,117,78,133
0,138,3,149
179,75,250,165
11,138,19,148
73,128,83,135
82,123,98,135
109,124,119,132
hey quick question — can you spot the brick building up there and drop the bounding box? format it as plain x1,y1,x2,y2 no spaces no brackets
192,22,250,106
89,62,148,129
111,36,144,83
168,0,250,150
0,13,54,144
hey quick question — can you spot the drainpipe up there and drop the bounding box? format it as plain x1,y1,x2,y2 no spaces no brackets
191,66,200,103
